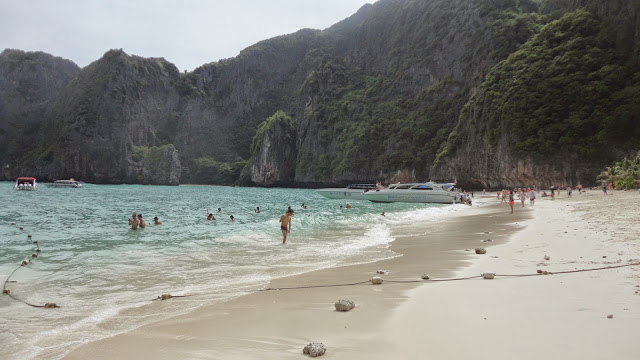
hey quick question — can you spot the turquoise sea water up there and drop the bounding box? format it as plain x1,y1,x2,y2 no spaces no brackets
0,182,462,359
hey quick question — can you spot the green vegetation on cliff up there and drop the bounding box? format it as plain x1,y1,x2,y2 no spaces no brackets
437,6,640,175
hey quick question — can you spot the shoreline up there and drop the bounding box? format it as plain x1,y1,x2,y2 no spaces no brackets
64,197,529,359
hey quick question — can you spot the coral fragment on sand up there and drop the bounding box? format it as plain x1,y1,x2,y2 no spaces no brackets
303,343,326,357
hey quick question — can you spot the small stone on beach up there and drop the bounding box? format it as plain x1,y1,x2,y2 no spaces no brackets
376,270,387,274
370,277,383,285
544,255,550,260
303,343,326,357
421,274,430,280
334,299,355,312
475,248,487,254
607,314,613,319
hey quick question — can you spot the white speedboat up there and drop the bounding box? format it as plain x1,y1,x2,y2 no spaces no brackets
45,179,83,188
316,184,378,200
14,177,37,191
363,182,458,204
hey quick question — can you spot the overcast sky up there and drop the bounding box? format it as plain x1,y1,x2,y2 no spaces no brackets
0,0,373,71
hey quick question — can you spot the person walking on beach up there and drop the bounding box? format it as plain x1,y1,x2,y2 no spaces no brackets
529,188,536,206
519,190,526,207
603,184,608,195
567,186,572,197
129,213,139,230
279,209,293,244
508,192,514,214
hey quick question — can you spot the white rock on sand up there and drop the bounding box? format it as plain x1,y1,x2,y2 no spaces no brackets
334,299,355,312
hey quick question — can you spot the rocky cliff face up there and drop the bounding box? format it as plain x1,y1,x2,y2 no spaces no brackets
0,49,79,176
431,0,640,189
249,111,297,186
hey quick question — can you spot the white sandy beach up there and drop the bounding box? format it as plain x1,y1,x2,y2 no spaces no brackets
64,190,640,360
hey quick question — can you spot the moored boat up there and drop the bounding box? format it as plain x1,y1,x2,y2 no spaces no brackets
14,177,37,191
45,179,83,188
316,184,378,200
362,182,458,204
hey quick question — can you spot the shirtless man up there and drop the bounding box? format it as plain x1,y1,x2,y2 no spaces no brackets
279,209,293,244
129,213,139,230
137,214,146,228
153,217,162,225
206,209,215,221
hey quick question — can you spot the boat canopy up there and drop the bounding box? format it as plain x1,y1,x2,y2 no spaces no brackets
346,184,377,189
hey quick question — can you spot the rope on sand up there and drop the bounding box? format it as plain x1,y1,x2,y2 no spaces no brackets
153,262,640,301
2,228,60,308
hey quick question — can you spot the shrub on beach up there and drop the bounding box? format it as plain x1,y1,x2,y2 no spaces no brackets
597,151,640,189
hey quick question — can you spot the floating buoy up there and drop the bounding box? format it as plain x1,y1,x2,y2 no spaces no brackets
11,222,16,225
27,234,32,239
19,227,24,230
32,254,38,258
36,249,41,253
21,260,29,266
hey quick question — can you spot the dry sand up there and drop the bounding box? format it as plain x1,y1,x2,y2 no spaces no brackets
64,190,640,359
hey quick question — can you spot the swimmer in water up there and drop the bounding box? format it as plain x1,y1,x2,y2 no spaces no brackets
153,216,162,225
230,215,235,222
255,207,261,213
206,209,214,221
137,214,146,228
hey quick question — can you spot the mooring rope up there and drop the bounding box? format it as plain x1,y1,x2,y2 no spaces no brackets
151,262,640,301
2,227,59,308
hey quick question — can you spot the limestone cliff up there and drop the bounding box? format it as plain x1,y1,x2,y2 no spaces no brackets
0,49,79,177
431,0,640,188
249,111,297,186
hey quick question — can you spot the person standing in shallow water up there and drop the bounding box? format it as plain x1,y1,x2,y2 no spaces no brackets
137,214,146,228
279,209,293,244
129,213,139,230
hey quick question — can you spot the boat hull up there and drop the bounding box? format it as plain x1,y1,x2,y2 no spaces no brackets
316,188,368,200
363,190,457,204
